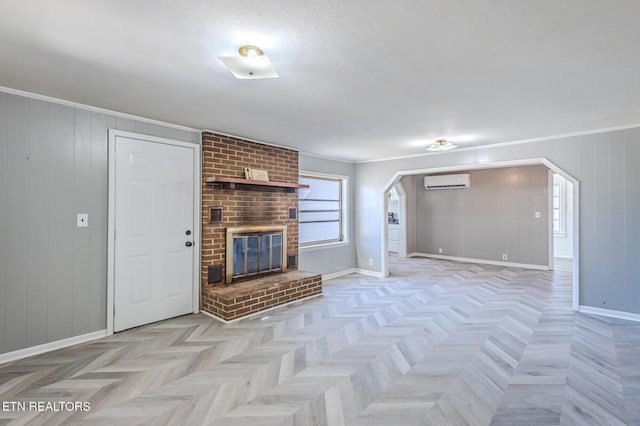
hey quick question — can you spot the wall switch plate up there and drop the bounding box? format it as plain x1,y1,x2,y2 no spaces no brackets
535,211,541,218
77,213,88,227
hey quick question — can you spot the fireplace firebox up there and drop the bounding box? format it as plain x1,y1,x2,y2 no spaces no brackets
225,226,287,283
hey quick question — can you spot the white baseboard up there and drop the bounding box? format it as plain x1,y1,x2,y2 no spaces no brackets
323,269,353,281
554,255,574,260
408,252,549,271
322,269,358,281
322,268,383,280
0,330,108,365
579,306,640,322
200,293,323,324
354,268,384,278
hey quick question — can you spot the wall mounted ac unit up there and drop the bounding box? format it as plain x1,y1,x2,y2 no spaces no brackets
424,173,471,190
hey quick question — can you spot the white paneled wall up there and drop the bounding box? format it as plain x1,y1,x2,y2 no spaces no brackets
0,91,199,355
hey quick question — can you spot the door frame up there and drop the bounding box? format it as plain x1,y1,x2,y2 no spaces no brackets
106,130,201,335
394,182,407,258
385,183,407,257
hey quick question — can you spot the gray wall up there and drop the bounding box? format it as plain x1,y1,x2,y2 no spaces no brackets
0,91,199,355
355,130,640,314
411,166,549,266
399,175,418,254
298,154,356,276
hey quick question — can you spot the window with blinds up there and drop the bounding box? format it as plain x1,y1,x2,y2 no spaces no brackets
298,175,345,246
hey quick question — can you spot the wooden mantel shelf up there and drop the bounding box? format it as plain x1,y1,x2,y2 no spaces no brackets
206,176,309,192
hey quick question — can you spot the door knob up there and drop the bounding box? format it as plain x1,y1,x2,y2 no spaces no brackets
185,241,193,247
186,230,192,236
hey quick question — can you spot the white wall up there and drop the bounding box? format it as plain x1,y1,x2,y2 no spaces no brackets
355,131,640,315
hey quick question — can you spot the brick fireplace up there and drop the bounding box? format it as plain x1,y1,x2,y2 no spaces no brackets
226,225,287,283
201,132,322,321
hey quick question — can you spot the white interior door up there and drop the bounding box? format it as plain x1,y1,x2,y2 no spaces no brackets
113,136,195,332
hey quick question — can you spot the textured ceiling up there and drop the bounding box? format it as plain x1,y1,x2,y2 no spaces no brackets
1,0,639,161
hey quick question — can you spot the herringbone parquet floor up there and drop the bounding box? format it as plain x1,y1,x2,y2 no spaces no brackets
1,257,639,425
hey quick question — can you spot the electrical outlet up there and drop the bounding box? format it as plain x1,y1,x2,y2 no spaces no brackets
438,248,443,254
368,258,374,266
76,213,88,228
502,253,508,261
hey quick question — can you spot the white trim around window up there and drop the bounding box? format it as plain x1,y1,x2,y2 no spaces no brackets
298,171,349,249
553,174,567,237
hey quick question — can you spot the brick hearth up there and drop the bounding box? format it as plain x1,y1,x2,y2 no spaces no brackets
200,131,322,321
202,271,322,321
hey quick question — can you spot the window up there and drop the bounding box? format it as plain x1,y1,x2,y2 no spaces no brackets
298,174,347,246
553,175,567,237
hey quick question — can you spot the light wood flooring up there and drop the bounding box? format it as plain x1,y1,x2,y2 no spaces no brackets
1,257,639,425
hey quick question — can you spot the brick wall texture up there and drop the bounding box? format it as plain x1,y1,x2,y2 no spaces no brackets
201,131,318,319
202,271,322,321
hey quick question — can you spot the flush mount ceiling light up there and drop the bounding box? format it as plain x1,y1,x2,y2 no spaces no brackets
238,45,263,57
218,45,279,79
427,139,457,152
